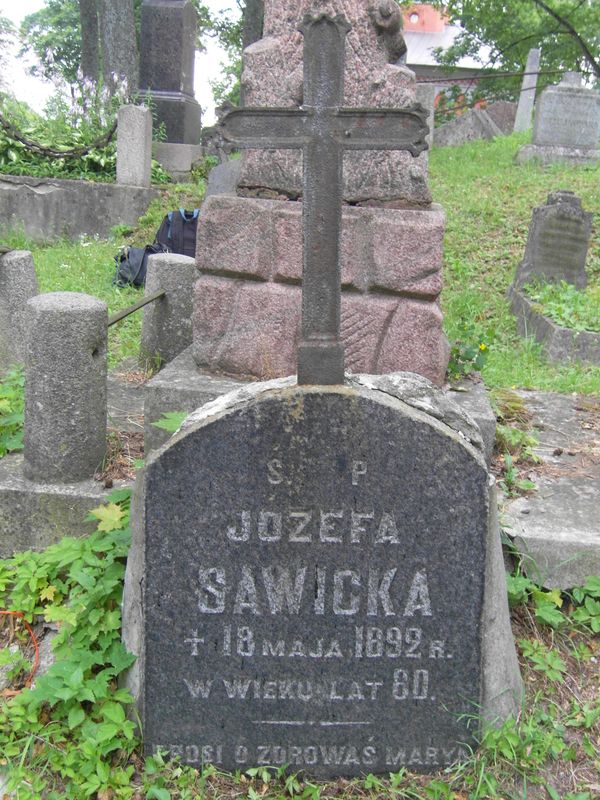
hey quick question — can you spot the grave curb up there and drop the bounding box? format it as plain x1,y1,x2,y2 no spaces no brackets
0,453,124,558
515,144,600,166
508,285,600,365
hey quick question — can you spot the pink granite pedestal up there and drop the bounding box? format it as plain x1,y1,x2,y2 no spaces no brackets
193,195,448,385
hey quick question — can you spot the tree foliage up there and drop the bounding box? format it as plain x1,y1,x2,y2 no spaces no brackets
431,0,600,98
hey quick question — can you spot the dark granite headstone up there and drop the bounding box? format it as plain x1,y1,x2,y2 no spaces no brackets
139,0,201,144
513,190,591,290
123,375,522,777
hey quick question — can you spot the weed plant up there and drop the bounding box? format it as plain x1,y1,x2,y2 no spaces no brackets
524,280,600,333
0,494,598,798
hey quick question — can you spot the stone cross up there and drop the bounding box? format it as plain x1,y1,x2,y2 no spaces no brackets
219,12,428,385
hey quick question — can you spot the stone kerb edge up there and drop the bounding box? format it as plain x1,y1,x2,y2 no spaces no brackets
509,285,600,365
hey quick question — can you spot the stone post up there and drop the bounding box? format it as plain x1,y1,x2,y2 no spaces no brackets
0,251,38,371
140,253,196,367
117,105,153,188
514,48,541,132
24,293,108,484
139,0,201,144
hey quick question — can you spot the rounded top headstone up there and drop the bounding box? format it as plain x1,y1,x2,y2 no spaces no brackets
140,375,490,776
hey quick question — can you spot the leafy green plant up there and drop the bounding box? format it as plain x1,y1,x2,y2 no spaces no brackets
0,365,24,457
525,279,600,333
519,639,567,682
151,410,188,433
571,576,600,632
497,452,536,497
447,322,490,380
0,488,138,798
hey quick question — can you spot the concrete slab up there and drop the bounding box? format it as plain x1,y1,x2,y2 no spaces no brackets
503,391,600,589
449,379,496,466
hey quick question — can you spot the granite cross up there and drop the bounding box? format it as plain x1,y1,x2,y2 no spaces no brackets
219,11,429,385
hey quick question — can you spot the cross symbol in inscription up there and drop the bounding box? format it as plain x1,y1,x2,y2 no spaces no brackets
184,630,205,656
219,11,428,385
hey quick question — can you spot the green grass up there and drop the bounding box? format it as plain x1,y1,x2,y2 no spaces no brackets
1,182,207,368
3,135,600,390
524,280,600,333
430,131,600,393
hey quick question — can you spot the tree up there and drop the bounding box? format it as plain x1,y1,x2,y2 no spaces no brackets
0,16,15,90
430,0,600,100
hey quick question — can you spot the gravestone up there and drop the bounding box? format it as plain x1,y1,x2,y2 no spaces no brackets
116,105,152,188
512,190,591,290
434,108,501,148
517,72,600,165
485,101,517,135
124,373,521,776
139,0,201,144
124,12,521,778
194,0,449,386
513,48,540,133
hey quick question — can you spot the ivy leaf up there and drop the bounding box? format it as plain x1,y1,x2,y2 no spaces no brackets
40,584,58,602
151,411,187,433
68,704,85,729
88,503,125,532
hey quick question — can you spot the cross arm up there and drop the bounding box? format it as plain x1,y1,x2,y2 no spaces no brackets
330,103,429,154
219,107,312,149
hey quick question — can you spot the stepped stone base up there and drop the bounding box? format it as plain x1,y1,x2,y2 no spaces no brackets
0,454,121,557
516,144,600,166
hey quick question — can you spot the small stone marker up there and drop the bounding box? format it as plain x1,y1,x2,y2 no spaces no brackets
124,12,521,778
512,190,592,290
517,72,600,165
116,105,153,188
0,250,38,372
513,48,540,133
24,292,107,483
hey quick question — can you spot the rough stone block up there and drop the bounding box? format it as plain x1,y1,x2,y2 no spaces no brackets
238,0,431,203
24,292,107,483
193,276,448,384
117,105,153,188
0,250,38,371
141,253,197,367
196,195,445,297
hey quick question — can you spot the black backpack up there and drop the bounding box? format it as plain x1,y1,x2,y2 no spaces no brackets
113,242,169,288
155,208,200,258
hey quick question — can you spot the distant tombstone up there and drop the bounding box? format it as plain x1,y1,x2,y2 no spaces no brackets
517,73,600,165
434,108,501,148
485,101,517,135
116,105,152,188
513,48,540,133
512,190,591,290
139,0,201,144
